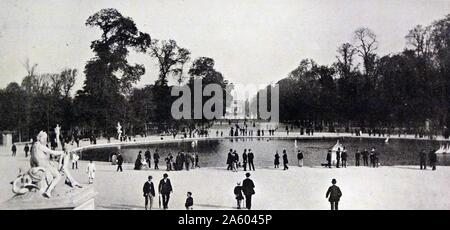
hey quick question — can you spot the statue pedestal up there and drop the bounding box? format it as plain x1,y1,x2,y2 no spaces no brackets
0,186,97,210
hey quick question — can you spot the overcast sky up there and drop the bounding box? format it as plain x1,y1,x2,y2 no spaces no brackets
0,0,449,91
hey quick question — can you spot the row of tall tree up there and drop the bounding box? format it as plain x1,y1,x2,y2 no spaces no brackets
269,14,450,133
0,8,232,141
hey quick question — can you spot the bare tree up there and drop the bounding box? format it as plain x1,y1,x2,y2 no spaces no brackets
405,24,432,58
149,39,191,86
353,27,378,75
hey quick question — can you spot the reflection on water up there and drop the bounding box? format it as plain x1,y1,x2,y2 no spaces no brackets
82,137,450,167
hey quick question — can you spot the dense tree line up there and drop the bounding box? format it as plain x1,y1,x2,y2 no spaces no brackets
272,15,450,134
0,8,232,141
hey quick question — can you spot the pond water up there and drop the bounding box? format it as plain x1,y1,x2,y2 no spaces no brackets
81,137,450,167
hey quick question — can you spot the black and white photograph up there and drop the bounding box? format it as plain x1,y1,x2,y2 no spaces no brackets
1,0,450,216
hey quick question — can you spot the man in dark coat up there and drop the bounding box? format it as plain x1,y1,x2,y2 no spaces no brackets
429,150,437,171
242,149,248,171
145,149,152,169
242,173,255,210
153,150,160,170
158,173,173,209
326,150,332,168
326,178,342,210
355,149,361,166
341,149,347,168
24,144,30,158
362,149,369,166
11,144,17,157
297,150,304,167
419,150,427,170
227,149,233,170
248,149,255,171
116,153,124,172
143,175,155,210
282,149,289,170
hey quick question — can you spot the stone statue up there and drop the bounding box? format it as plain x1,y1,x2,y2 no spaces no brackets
11,125,82,198
117,122,122,141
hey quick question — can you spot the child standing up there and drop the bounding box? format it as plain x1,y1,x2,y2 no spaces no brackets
234,182,244,209
185,192,194,210
86,160,96,184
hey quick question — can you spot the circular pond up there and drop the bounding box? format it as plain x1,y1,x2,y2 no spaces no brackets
80,137,450,167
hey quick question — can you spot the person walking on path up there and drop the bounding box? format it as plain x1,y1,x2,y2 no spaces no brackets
326,179,342,211
24,144,30,158
154,149,160,170
326,150,332,168
116,153,124,172
86,160,96,184
242,149,248,171
72,152,79,170
274,151,280,168
429,150,437,171
158,173,173,210
355,149,361,167
185,192,194,210
143,175,155,210
282,149,289,170
248,149,255,171
297,150,304,167
336,148,341,168
242,173,255,210
419,149,427,170
341,148,347,168
232,150,239,172
226,149,233,170
145,149,152,169
11,144,17,157
234,182,244,209
362,149,369,166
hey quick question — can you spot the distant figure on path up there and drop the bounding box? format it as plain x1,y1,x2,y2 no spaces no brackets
195,153,199,168
341,148,347,168
232,150,239,172
135,151,143,170
297,150,304,167
419,150,427,170
11,144,17,157
234,182,244,209
326,179,342,211
242,173,255,210
274,151,280,168
326,150,332,168
336,148,341,168
159,173,173,210
143,175,155,210
362,149,369,166
355,149,360,166
242,149,248,171
145,149,152,169
72,152,79,170
185,192,193,210
248,149,255,171
116,153,124,172
24,144,30,158
282,149,289,170
154,149,160,170
227,149,233,170
86,160,96,184
429,150,437,171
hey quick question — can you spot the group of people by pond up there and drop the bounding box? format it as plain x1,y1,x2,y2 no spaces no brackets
130,149,200,171
226,149,255,172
